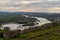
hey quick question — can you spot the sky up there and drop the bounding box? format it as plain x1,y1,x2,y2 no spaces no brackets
0,0,60,12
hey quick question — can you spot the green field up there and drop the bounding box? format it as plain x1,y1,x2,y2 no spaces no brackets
19,25,60,40
0,25,60,40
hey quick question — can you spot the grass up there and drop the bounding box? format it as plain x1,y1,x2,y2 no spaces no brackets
20,25,60,40
0,25,60,40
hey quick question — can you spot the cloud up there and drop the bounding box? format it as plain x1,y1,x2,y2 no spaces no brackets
47,7,60,12
0,0,60,12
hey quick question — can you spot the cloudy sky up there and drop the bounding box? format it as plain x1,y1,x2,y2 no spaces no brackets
0,0,60,12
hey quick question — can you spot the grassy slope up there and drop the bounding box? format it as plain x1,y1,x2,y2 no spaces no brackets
0,25,60,40
20,25,60,40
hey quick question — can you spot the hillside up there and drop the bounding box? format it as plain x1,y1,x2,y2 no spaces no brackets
19,24,60,40
0,24,60,40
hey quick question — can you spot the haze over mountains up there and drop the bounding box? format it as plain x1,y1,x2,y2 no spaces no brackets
0,12,60,16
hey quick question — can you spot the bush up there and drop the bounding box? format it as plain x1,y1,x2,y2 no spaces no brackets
3,27,11,31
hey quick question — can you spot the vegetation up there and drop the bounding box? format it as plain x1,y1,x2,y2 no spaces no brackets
0,19,60,40
20,25,60,40
0,12,60,40
0,13,37,26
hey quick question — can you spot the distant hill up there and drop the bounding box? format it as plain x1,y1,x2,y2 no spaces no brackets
0,12,60,21
0,12,60,16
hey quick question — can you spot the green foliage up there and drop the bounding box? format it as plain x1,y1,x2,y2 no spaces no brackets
0,15,36,26
19,25,60,40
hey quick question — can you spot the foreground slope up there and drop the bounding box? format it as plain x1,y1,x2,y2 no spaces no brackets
19,25,60,40
0,24,60,40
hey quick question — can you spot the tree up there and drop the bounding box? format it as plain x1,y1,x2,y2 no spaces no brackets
4,27,11,31
3,31,16,38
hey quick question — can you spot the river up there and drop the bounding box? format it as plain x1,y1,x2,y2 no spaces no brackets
0,15,52,30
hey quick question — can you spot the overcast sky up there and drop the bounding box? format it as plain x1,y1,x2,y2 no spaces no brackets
0,0,60,12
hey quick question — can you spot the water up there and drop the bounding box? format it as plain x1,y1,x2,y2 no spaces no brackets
24,15,51,26
0,15,52,30
34,17,51,26
1,24,23,30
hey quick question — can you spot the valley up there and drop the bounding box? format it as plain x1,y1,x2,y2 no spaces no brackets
0,12,60,40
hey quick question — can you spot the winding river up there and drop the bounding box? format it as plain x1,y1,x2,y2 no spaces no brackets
0,15,52,30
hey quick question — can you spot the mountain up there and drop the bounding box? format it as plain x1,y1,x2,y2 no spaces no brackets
0,12,60,19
